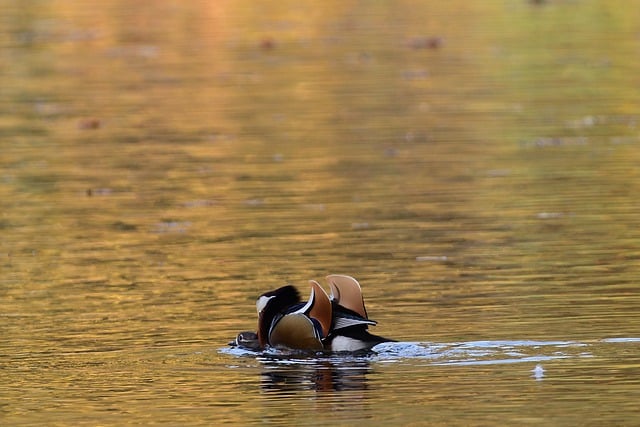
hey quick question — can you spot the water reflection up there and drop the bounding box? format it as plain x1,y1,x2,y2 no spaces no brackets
260,357,371,394
3,0,640,425
221,336,607,405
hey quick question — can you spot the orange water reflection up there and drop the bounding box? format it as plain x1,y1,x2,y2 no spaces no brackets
2,0,640,425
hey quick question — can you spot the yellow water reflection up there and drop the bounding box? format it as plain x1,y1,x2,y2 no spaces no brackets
2,0,640,425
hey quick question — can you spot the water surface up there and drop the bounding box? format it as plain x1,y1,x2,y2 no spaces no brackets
2,0,640,425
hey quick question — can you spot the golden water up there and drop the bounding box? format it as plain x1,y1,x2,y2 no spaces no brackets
2,1,639,425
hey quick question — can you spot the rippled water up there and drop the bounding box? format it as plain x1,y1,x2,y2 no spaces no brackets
2,1,640,425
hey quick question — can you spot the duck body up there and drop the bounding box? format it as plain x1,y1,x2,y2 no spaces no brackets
236,275,394,353
325,302,391,352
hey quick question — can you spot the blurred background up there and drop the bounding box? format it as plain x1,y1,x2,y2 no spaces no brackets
2,0,639,425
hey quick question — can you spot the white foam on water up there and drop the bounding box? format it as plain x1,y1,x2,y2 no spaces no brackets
601,337,640,343
221,336,640,367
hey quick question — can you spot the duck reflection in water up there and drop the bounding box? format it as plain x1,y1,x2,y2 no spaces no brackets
232,275,394,353
259,357,372,393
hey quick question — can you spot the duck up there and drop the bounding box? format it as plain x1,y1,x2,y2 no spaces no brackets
233,275,393,352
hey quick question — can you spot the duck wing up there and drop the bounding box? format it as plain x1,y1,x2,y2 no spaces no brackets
300,280,332,338
326,275,368,319
332,306,377,330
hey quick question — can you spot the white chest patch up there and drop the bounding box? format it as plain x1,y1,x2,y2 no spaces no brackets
330,336,368,352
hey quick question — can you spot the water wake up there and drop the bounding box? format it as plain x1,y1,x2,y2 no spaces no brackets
219,338,638,390
219,338,625,366
370,340,589,365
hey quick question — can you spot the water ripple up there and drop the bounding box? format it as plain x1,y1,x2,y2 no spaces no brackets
220,338,604,366
371,340,589,365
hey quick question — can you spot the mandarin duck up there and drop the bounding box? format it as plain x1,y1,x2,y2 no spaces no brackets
233,275,393,352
